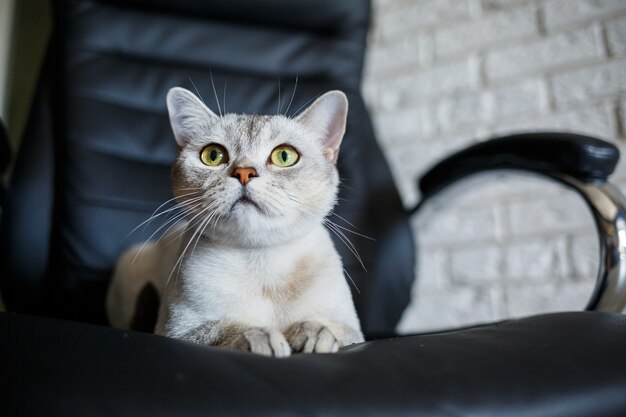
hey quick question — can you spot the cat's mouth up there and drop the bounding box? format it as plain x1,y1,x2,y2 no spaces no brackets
232,196,263,213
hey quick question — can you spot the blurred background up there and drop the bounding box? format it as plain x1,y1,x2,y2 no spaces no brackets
362,0,626,332
1,0,625,331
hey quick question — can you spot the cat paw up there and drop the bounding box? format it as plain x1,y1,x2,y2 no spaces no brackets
284,321,339,354
223,327,291,358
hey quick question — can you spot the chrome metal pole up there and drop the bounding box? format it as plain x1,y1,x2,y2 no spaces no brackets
558,175,626,312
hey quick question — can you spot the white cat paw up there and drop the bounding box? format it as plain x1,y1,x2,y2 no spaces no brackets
225,327,291,358
285,321,339,354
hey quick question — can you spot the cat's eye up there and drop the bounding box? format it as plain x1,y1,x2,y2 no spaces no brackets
200,144,229,166
270,145,299,167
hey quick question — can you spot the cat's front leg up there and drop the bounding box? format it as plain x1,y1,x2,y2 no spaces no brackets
284,321,363,354
180,321,291,358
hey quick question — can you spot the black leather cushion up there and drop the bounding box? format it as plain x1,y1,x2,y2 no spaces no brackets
0,0,414,334
419,133,620,201
3,311,626,416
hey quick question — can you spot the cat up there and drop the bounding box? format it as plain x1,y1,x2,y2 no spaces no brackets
106,87,364,357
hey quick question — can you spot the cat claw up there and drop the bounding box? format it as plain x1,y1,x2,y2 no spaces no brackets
285,321,339,354
228,327,291,358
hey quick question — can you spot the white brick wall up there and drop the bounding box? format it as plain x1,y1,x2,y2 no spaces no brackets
363,0,626,333
484,26,604,82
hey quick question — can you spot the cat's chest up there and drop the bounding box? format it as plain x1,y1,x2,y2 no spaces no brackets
182,241,314,295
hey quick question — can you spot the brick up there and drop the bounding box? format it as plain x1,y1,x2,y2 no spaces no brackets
386,138,470,206
364,35,427,76
569,233,600,279
434,171,566,209
417,204,502,245
434,5,537,58
396,287,496,332
482,0,531,10
372,0,408,14
507,194,596,236
618,99,626,136
450,245,503,284
361,79,379,110
504,238,568,280
378,0,471,41
543,0,626,31
372,104,435,145
484,26,603,82
490,102,616,139
503,282,594,316
551,59,626,107
487,78,547,120
606,17,626,57
381,59,475,109
415,249,449,291
437,93,487,131
384,143,436,207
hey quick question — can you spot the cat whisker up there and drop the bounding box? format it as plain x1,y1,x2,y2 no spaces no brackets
162,200,222,246
324,220,367,272
277,75,282,114
343,267,360,294
330,211,362,232
283,75,299,116
223,78,228,115
325,219,375,241
132,202,203,264
285,192,367,272
166,205,213,280
137,196,211,250
138,196,205,233
189,208,220,261
290,91,323,118
130,197,205,254
167,204,215,286
156,209,204,248
126,193,204,239
176,187,205,191
209,67,223,117
188,76,206,105
211,207,227,232
185,201,220,233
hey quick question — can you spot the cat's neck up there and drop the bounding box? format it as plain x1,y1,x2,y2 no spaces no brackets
189,221,327,251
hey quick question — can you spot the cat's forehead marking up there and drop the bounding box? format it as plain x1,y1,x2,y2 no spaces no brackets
245,115,270,144
222,115,272,153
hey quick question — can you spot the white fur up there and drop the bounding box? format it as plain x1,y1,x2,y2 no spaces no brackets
107,88,364,356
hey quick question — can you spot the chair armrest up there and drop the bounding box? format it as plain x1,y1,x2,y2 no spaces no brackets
414,132,626,313
418,132,619,200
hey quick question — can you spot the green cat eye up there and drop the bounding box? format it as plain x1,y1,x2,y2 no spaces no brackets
200,144,229,166
270,145,299,167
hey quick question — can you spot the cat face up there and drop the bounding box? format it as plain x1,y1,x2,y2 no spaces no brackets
166,87,348,247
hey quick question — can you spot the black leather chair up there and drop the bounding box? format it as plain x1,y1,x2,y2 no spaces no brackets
2,1,626,416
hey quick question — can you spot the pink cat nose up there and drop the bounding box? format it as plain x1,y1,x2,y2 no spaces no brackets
231,167,258,185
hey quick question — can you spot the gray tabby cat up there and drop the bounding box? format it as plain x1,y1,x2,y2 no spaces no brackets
106,87,364,357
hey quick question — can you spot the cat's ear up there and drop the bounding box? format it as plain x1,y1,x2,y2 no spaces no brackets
296,90,348,164
166,87,218,147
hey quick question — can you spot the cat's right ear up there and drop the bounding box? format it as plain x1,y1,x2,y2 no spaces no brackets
166,87,218,147
295,90,348,164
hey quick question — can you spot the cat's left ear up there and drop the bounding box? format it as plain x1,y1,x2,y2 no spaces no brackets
167,87,219,147
296,90,348,164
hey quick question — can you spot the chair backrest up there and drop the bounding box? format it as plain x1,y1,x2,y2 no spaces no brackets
0,0,415,335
